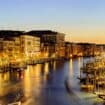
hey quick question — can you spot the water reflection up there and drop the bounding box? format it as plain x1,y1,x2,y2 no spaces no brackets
53,61,56,71
0,59,104,105
69,59,73,78
0,72,11,97
23,66,31,97
44,63,49,76
77,57,83,77
78,57,81,69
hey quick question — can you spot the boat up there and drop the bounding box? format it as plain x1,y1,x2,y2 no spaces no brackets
98,94,105,100
81,84,94,91
77,77,87,83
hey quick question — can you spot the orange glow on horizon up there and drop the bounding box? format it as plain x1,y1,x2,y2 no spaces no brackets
64,27,105,44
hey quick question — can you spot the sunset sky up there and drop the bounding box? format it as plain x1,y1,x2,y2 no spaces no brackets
0,0,105,43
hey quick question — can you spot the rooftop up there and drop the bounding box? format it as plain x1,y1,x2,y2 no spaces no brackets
0,30,24,38
26,30,57,36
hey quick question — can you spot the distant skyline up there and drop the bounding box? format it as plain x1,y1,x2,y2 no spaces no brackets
0,0,105,44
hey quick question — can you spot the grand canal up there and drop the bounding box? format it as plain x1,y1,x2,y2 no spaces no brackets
0,57,104,105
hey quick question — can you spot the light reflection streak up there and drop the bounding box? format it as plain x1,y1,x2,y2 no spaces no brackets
0,72,10,96
69,58,73,77
44,63,49,76
78,57,81,77
23,64,43,98
78,57,83,77
53,61,56,71
23,66,31,97
43,63,49,82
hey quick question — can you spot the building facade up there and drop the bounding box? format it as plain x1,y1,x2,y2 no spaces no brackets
20,35,40,59
55,33,65,57
27,30,65,58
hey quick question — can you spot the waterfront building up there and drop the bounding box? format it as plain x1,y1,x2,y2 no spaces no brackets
71,43,83,57
65,42,83,58
26,30,65,58
77,43,96,57
20,35,40,59
12,37,21,58
0,31,41,62
0,38,9,66
0,38,4,54
94,44,104,56
3,38,15,58
102,44,105,52
26,30,56,58
76,43,83,57
65,42,73,58
55,33,65,58
64,42,101,58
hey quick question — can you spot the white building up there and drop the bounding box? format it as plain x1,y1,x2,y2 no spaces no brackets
20,35,40,58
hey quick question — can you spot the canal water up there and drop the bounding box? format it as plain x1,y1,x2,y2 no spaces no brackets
0,57,104,105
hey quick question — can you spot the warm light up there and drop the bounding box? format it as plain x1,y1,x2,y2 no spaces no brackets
78,57,81,77
70,54,72,58
69,58,73,77
23,66,31,97
53,61,56,71
78,53,83,56
44,63,49,75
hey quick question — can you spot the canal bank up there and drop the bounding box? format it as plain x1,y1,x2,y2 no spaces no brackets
0,57,104,105
0,57,65,73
